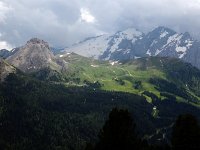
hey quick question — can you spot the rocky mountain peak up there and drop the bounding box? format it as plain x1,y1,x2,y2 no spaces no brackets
26,38,50,50
63,26,200,69
181,32,192,40
6,38,65,73
153,26,176,34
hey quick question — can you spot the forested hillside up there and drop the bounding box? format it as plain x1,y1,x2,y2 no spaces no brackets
0,73,200,149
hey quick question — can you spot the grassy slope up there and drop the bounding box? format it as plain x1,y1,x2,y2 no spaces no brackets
59,54,200,106
2,73,200,149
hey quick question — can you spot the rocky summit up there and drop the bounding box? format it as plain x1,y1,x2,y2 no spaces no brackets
6,38,66,73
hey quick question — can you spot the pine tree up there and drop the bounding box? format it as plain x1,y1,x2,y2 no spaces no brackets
171,114,200,150
95,108,139,150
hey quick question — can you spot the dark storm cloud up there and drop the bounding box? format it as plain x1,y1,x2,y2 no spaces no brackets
1,0,200,49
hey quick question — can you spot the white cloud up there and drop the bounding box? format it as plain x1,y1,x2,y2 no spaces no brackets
1,0,200,47
0,41,12,50
80,8,96,23
0,1,11,23
0,32,12,50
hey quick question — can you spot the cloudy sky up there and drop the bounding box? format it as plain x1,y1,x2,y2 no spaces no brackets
1,0,200,49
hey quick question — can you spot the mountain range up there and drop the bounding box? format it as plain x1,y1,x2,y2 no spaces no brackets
0,30,199,102
1,26,200,69
1,36,199,105
63,26,200,69
0,27,200,149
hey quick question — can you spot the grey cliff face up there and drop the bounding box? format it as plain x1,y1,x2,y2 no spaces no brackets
144,27,200,69
183,41,200,69
6,38,64,73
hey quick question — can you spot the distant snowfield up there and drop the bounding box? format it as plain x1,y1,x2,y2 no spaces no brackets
61,26,200,69
64,28,143,60
64,34,111,59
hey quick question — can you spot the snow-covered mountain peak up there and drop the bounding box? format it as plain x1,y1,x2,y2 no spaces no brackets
154,26,176,34
61,26,200,69
160,31,169,39
116,28,143,40
64,34,111,59
63,28,144,60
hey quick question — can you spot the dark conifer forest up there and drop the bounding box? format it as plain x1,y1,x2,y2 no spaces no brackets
0,74,200,150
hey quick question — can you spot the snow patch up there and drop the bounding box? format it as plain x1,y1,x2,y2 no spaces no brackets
121,28,142,40
155,49,162,55
63,60,68,64
176,47,187,53
109,28,142,54
160,33,188,58
64,34,111,59
64,28,143,59
91,64,99,68
160,31,169,39
176,47,187,58
179,53,186,59
163,34,180,48
185,40,193,48
146,49,152,56
134,56,141,59
59,55,63,58
123,49,131,54
110,61,119,66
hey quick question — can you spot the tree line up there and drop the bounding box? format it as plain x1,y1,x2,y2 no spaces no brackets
86,108,200,150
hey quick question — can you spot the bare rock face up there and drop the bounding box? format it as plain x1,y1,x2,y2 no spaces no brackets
0,58,16,81
7,38,65,73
